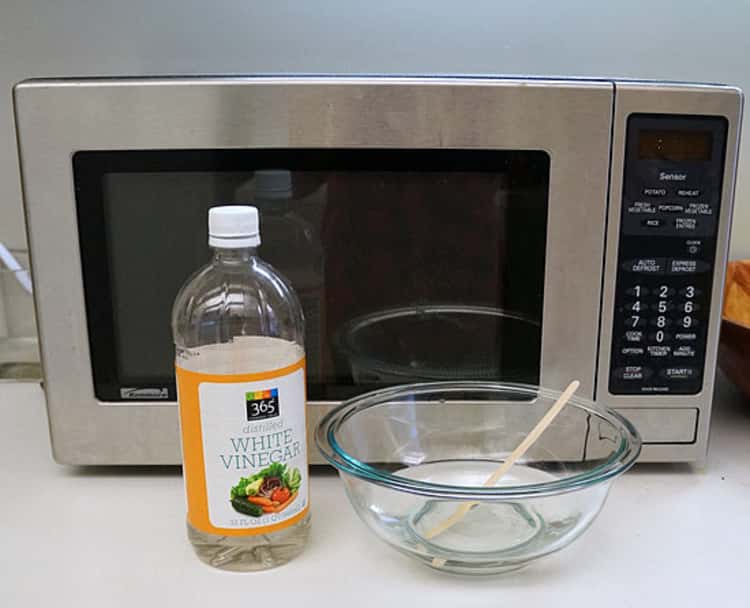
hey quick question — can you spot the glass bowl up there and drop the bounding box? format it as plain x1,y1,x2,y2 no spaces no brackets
315,382,641,575
334,305,539,383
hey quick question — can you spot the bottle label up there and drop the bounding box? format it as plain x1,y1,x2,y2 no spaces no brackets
175,358,309,536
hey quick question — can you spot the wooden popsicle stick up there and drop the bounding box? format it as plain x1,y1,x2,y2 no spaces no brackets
426,380,581,567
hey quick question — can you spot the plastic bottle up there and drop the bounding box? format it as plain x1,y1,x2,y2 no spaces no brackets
172,205,310,571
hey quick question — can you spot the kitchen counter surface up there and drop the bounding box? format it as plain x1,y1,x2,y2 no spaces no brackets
1,375,749,608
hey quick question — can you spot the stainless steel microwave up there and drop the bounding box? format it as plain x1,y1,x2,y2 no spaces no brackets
13,76,742,464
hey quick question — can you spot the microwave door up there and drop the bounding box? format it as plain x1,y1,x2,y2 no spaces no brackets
73,149,556,405
15,77,614,463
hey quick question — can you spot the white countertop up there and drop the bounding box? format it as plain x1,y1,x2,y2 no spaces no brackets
1,376,749,607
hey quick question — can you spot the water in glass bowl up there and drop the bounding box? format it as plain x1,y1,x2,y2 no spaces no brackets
352,460,608,574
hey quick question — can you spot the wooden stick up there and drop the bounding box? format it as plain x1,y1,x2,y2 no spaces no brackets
425,380,580,566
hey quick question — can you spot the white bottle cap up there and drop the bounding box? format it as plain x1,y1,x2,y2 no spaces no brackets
208,205,261,248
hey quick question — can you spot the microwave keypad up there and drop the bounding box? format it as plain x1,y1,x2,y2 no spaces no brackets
609,114,727,395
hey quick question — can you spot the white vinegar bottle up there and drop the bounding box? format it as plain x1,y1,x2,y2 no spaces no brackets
172,205,310,571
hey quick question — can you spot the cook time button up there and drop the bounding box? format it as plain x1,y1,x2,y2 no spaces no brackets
624,330,645,343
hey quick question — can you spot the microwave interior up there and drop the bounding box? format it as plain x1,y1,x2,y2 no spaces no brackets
73,149,550,401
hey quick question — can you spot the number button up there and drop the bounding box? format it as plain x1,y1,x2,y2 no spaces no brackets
649,331,671,343
626,301,643,312
679,286,701,298
679,315,698,329
656,285,674,299
651,316,671,328
626,285,649,297
625,315,647,329
652,300,673,313
681,301,699,313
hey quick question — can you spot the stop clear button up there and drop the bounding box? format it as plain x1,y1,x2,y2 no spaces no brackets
614,366,654,380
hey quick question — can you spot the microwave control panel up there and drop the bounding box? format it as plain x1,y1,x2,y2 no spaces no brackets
609,114,728,395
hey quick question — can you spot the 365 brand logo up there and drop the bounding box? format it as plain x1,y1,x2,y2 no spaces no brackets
245,388,279,421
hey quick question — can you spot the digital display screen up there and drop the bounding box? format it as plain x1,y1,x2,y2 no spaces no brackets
638,130,713,161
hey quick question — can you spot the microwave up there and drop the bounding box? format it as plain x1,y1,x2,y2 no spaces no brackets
13,76,741,465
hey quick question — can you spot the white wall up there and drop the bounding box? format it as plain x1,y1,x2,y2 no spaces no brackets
1,0,748,256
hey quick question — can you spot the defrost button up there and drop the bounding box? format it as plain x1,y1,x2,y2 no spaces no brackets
622,258,667,274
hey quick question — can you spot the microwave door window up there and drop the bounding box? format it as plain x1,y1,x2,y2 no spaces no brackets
74,149,549,402
102,172,243,387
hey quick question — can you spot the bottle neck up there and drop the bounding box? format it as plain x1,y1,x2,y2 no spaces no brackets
211,246,258,265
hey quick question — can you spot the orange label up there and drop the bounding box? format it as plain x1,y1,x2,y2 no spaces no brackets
176,359,308,536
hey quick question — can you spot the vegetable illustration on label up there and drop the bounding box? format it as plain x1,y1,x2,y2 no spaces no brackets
229,462,302,517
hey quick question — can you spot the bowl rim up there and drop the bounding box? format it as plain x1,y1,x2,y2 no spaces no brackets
315,381,642,500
